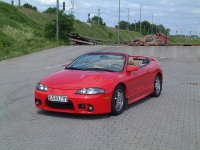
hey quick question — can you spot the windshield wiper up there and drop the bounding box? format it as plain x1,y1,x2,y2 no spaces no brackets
65,67,84,70
85,68,114,72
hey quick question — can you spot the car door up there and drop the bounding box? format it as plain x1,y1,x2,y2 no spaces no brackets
125,58,148,103
141,59,156,94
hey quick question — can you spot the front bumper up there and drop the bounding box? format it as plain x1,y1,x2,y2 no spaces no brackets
34,88,112,114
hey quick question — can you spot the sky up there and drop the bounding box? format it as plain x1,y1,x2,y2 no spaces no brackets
2,0,200,36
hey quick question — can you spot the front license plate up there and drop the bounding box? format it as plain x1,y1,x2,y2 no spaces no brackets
48,95,68,102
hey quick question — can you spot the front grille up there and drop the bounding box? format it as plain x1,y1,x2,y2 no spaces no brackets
47,99,75,110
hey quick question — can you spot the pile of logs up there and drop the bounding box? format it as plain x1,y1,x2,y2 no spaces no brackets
69,32,166,46
69,33,103,45
129,34,166,46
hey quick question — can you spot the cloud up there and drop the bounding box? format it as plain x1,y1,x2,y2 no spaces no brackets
37,0,56,5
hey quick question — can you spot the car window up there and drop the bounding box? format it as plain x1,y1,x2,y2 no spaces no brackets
67,53,126,72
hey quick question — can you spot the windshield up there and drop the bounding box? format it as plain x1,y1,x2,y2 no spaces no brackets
66,53,125,72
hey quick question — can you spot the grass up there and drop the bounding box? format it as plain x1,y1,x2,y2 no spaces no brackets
73,20,141,43
0,1,200,61
168,36,200,45
0,2,59,60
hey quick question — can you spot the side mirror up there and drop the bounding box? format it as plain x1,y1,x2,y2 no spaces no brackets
65,64,69,67
127,65,138,72
65,61,71,68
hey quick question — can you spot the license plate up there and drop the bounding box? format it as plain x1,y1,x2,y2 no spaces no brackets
48,95,68,102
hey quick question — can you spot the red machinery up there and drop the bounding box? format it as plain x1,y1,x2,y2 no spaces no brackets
156,33,168,44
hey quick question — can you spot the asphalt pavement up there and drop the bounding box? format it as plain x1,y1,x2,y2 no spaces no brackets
0,46,200,150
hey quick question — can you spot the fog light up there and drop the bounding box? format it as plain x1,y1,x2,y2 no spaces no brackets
78,104,86,109
35,99,42,105
88,105,94,111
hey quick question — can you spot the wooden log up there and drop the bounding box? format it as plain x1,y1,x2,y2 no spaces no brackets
144,42,148,46
124,40,130,45
136,41,144,46
140,38,146,43
154,39,159,46
132,38,141,42
143,35,154,42
154,39,165,46
157,40,165,46
146,41,155,46
71,38,94,45
69,33,112,45
130,41,137,46
139,41,144,46
70,41,76,45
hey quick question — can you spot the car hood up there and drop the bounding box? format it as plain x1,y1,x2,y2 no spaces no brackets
40,70,119,89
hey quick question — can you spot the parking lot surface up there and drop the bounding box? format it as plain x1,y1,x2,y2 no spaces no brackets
0,46,200,150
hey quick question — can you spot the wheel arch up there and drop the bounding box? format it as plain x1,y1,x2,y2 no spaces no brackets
114,82,128,109
157,72,163,82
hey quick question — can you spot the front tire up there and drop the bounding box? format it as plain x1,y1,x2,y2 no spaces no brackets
111,85,125,116
151,74,162,97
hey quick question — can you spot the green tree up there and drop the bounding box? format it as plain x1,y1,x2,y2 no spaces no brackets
22,3,37,11
115,21,131,30
90,16,106,26
130,22,140,32
44,10,74,43
165,28,170,35
116,20,170,36
43,7,57,14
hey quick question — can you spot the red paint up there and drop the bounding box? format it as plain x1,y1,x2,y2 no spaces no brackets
35,52,163,114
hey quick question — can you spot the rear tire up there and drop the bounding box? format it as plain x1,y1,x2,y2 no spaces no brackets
151,75,162,97
111,85,125,116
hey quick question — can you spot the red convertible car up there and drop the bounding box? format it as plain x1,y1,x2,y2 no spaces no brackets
35,52,163,115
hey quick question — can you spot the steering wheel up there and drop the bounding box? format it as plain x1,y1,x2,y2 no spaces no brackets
110,64,123,70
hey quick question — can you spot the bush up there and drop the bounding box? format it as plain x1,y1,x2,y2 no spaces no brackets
43,7,57,14
108,32,113,38
23,3,37,11
44,10,75,43
0,31,12,48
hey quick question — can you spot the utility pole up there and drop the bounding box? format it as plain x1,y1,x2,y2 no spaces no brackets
56,0,59,41
63,2,65,10
97,8,100,25
177,25,178,35
18,0,20,7
76,9,80,20
71,0,74,15
159,19,160,33
118,0,120,44
181,29,182,37
151,13,153,34
127,8,129,30
140,5,143,37
156,19,157,33
135,20,136,32
88,13,91,22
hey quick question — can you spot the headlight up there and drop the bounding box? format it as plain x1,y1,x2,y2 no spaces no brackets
36,83,48,92
76,88,105,94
